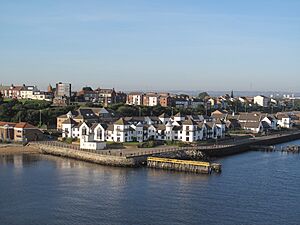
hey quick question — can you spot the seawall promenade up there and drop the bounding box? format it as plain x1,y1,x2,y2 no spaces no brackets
26,130,300,167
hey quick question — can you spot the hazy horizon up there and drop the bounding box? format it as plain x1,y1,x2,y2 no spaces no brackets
1,1,299,91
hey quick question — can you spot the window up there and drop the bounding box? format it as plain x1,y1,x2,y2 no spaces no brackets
97,128,102,139
82,127,87,135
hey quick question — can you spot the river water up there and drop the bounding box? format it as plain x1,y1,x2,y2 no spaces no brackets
0,141,299,225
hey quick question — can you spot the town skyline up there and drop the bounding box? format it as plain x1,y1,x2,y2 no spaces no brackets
1,81,300,98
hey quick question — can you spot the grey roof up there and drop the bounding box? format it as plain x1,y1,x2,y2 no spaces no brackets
240,121,261,129
182,118,197,126
157,124,166,131
107,124,114,131
173,126,182,131
238,112,262,122
276,113,290,120
159,113,170,118
90,123,99,130
62,118,78,125
78,108,98,120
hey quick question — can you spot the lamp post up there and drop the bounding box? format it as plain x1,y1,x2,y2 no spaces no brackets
39,109,42,127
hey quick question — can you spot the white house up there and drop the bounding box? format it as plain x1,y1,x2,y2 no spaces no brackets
276,113,292,128
61,118,78,138
20,85,38,99
60,114,226,143
261,116,278,130
80,134,106,150
254,95,270,107
112,118,134,142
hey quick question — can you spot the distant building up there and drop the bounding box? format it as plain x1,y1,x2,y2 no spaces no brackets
159,94,173,107
4,84,23,99
31,91,53,101
127,92,144,105
55,82,71,98
20,85,39,99
95,88,116,106
115,92,127,104
254,95,270,107
77,87,98,102
143,93,159,106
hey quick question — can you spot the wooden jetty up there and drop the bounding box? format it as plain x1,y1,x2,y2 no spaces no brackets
147,157,221,174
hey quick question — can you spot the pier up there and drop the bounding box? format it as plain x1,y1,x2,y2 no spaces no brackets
147,157,221,174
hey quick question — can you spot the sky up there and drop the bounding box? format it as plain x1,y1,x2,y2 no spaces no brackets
0,0,300,92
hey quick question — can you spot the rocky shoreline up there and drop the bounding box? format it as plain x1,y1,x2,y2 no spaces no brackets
155,149,209,161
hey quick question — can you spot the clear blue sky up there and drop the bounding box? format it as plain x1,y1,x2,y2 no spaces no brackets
0,0,299,92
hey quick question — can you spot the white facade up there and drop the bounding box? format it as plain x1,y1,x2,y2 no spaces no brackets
128,94,143,105
277,116,292,128
61,115,226,143
148,96,158,106
80,135,106,150
20,86,37,99
254,95,269,107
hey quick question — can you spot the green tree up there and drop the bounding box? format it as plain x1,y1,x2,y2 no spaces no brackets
198,92,210,100
0,93,3,104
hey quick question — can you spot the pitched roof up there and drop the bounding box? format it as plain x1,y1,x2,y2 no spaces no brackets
174,112,184,117
215,118,226,124
128,92,143,95
238,112,262,122
182,118,197,126
0,121,16,127
107,124,114,131
240,121,261,129
172,126,182,131
276,113,290,120
114,118,128,125
90,123,99,130
159,113,169,118
157,124,166,131
14,122,37,129
62,118,78,125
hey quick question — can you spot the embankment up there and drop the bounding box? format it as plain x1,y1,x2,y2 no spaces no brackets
34,144,146,167
202,132,300,157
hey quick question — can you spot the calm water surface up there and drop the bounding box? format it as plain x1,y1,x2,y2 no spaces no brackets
0,141,300,225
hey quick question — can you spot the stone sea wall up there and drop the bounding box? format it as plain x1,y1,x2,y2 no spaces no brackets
36,145,146,167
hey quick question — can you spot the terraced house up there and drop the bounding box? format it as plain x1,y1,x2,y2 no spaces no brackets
60,112,226,143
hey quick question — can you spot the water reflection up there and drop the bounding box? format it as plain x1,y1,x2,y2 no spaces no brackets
0,144,299,225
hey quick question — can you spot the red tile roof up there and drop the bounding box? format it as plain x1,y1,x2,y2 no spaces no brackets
0,121,17,127
14,122,37,129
